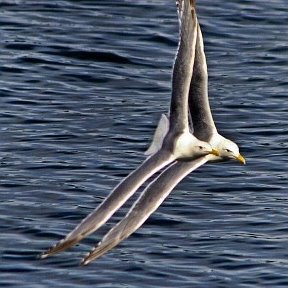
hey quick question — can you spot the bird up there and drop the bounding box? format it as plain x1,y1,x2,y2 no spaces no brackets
40,0,218,263
78,0,245,265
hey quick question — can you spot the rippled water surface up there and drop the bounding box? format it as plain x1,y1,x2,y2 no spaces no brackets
1,0,287,287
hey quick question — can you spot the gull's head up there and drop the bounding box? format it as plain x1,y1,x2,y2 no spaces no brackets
194,141,220,158
212,135,245,164
175,132,219,160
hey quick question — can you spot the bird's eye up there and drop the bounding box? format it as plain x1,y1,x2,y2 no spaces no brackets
225,149,232,153
199,146,204,150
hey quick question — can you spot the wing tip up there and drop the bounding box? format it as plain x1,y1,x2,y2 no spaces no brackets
40,236,81,259
39,245,58,260
80,257,90,266
79,239,117,265
39,251,49,260
80,248,97,266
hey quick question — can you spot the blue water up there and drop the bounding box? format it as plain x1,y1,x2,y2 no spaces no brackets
1,0,287,287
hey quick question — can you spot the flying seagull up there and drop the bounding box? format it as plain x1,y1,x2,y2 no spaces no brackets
41,0,218,262
78,0,245,265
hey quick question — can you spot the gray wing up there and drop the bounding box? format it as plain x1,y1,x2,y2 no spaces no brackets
188,23,217,141
41,149,176,258
81,155,209,265
169,0,197,133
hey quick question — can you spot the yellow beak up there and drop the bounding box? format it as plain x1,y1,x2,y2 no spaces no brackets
236,153,246,165
211,149,220,157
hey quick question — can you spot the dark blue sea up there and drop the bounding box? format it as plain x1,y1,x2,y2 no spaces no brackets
1,0,287,287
